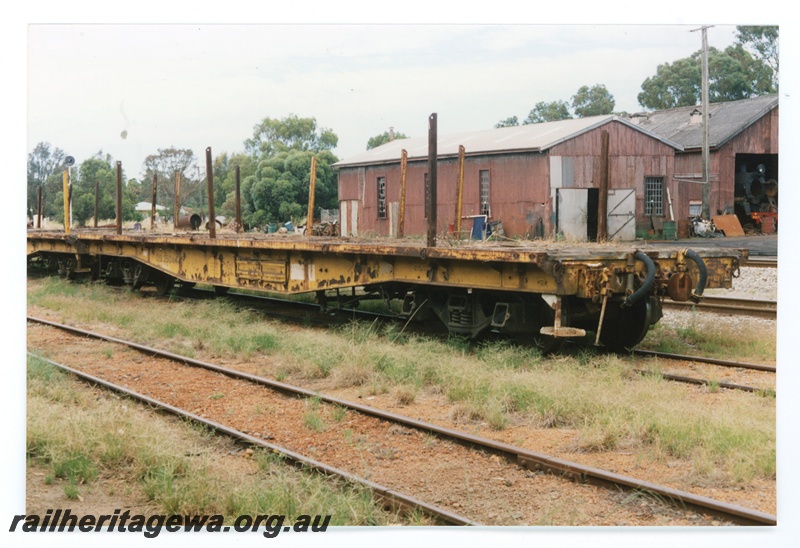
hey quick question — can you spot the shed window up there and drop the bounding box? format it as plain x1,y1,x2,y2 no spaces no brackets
644,177,664,216
377,177,387,219
479,169,491,216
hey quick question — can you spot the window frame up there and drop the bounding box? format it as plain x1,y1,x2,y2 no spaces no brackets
376,176,387,220
479,169,491,217
644,176,664,216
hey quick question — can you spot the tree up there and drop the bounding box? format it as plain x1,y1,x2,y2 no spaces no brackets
523,101,572,124
40,153,138,226
244,114,338,158
27,142,66,218
494,116,519,128
571,84,615,117
736,26,778,85
217,153,257,219
141,147,198,216
366,130,409,150
242,115,340,228
637,46,776,110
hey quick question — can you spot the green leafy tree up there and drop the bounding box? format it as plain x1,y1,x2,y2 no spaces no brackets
571,84,615,117
736,26,778,86
245,114,338,157
242,115,339,228
27,142,67,219
523,101,572,124
141,147,199,217
45,153,138,225
494,116,519,128
217,153,257,220
638,46,776,110
367,130,409,149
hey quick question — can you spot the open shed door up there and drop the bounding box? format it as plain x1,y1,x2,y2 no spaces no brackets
556,188,598,241
606,189,636,241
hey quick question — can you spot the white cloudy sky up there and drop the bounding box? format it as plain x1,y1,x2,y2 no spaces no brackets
26,21,745,179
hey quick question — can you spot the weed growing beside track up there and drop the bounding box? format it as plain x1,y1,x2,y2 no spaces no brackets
26,354,402,524
27,277,776,487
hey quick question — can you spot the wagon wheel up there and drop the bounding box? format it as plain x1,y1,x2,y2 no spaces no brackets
323,223,333,237
153,273,175,296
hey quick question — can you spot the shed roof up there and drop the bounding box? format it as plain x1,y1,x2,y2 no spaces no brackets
628,94,778,151
334,115,683,168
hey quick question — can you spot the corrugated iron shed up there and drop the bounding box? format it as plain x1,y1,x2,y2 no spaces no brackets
334,115,683,168
629,94,778,150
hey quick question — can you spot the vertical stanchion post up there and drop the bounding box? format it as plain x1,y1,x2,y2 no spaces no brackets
427,113,438,248
398,149,408,239
205,147,216,239
455,144,465,237
235,165,242,231
597,130,609,241
62,170,70,236
94,180,99,228
307,156,317,236
37,186,42,229
174,172,181,230
151,174,158,231
116,162,123,235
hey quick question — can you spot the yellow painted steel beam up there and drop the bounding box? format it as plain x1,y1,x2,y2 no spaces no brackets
26,232,741,299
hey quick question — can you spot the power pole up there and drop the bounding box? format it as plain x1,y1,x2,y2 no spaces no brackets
692,25,713,219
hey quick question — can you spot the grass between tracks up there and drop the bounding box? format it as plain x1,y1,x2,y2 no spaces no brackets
27,277,776,486
25,354,406,524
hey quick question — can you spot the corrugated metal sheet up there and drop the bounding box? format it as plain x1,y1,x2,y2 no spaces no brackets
334,115,683,168
630,94,778,150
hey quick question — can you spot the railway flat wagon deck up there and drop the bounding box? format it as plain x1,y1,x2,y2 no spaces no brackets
26,229,745,351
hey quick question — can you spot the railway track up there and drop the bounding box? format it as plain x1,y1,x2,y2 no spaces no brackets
28,353,476,526
662,295,777,319
27,316,777,526
98,284,780,392
744,256,778,269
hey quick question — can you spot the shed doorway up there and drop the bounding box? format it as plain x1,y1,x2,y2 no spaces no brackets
556,188,598,241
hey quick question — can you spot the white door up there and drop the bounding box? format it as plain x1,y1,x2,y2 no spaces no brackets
339,200,359,237
606,189,636,241
557,188,589,241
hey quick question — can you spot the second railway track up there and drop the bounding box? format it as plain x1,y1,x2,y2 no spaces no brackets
27,316,776,526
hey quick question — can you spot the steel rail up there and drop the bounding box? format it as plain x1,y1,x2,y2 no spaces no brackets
633,369,772,394
632,348,776,373
662,296,776,319
743,257,778,269
27,352,479,527
27,316,777,526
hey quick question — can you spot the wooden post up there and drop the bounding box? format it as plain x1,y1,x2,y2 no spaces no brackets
307,156,317,236
398,149,408,239
455,144,465,236
115,162,122,235
174,172,181,230
62,170,70,235
94,180,99,228
205,147,216,239
427,113,438,248
234,164,242,230
151,174,158,231
597,130,609,241
37,186,42,229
